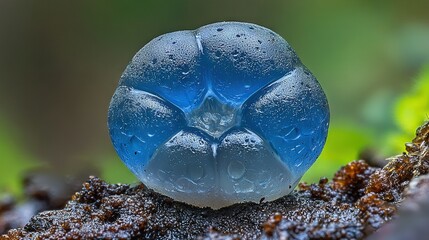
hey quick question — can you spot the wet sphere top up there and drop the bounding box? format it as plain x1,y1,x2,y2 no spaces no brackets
108,22,329,209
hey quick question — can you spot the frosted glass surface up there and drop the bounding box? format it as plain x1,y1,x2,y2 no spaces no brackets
108,22,329,209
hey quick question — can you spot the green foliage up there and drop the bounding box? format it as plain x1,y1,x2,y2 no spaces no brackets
302,123,374,183
304,66,429,182
0,118,38,195
386,65,429,153
99,155,137,184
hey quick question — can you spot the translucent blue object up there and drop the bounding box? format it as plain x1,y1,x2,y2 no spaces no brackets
108,22,329,209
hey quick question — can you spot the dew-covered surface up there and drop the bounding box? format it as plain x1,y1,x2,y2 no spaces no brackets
4,122,429,240
108,22,329,208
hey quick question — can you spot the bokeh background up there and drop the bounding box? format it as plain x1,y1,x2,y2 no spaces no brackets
1,0,429,195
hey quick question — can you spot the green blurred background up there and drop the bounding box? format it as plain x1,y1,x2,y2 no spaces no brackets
1,0,429,194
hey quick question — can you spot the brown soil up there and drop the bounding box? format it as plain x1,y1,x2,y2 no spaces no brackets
2,122,429,240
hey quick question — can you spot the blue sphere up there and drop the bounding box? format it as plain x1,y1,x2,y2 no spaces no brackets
108,22,329,209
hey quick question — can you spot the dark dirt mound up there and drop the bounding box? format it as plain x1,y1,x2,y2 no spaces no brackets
2,122,429,240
